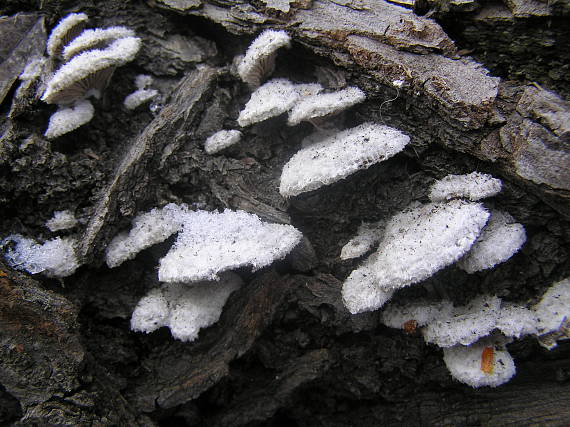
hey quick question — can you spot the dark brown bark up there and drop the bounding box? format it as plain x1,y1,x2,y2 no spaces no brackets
0,1,569,426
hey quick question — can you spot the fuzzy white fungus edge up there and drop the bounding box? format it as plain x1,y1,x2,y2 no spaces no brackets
44,99,95,139
237,30,291,87
372,200,489,292
341,254,395,314
105,203,189,268
63,26,135,61
429,172,502,202
46,210,78,232
533,278,570,335
158,209,303,283
382,300,455,329
280,122,410,198
287,86,366,126
124,89,159,110
422,295,501,347
458,210,526,273
237,79,322,127
340,221,384,260
131,272,242,342
46,13,89,57
443,336,516,388
42,36,142,104
204,130,242,154
2,234,79,278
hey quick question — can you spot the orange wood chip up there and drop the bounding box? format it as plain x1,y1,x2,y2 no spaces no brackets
403,319,417,334
481,346,495,374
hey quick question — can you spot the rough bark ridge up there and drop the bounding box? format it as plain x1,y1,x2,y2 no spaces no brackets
0,0,569,425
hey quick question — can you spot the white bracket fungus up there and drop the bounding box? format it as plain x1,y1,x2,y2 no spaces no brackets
457,210,526,273
124,89,159,110
46,13,89,58
46,210,78,232
1,234,79,278
279,123,410,197
62,26,136,61
42,36,141,105
428,172,502,202
341,254,395,314
534,278,570,348
44,99,95,139
372,200,489,292
384,297,538,341
204,129,243,154
381,300,455,330
124,74,159,110
341,200,489,314
443,336,516,388
105,203,188,268
158,209,302,282
106,204,303,283
287,86,366,126
495,303,538,338
422,295,502,347
237,29,291,87
340,221,384,261
237,79,323,127
131,272,242,342
383,296,541,387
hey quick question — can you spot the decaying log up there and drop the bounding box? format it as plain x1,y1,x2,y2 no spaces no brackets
0,0,569,425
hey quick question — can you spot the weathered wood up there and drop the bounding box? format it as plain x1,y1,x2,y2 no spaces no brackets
0,0,568,425
79,66,221,261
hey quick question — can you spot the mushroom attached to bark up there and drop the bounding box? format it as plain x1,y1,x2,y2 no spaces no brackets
42,36,141,105
280,122,409,197
46,13,89,59
237,30,291,88
287,86,366,126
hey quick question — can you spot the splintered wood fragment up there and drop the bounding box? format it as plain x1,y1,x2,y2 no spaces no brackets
403,319,417,334
78,66,221,262
481,346,495,374
538,317,570,350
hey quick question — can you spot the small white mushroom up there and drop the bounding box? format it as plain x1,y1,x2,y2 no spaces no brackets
458,210,526,273
428,172,502,202
131,273,243,342
287,86,366,126
204,130,242,154
42,36,141,104
44,99,95,139
62,26,136,61
443,336,516,388
279,122,409,197
46,13,89,59
237,79,322,127
237,30,291,88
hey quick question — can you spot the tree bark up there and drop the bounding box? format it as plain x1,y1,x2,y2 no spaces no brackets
0,0,569,425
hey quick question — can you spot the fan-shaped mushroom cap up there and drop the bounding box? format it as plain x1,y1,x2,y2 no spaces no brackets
46,13,89,58
237,30,291,87
204,130,242,154
287,86,365,126
158,209,302,283
443,336,516,388
429,172,502,202
44,99,95,139
131,273,243,342
62,26,136,61
42,36,141,104
237,79,322,127
279,122,409,197
457,210,526,273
